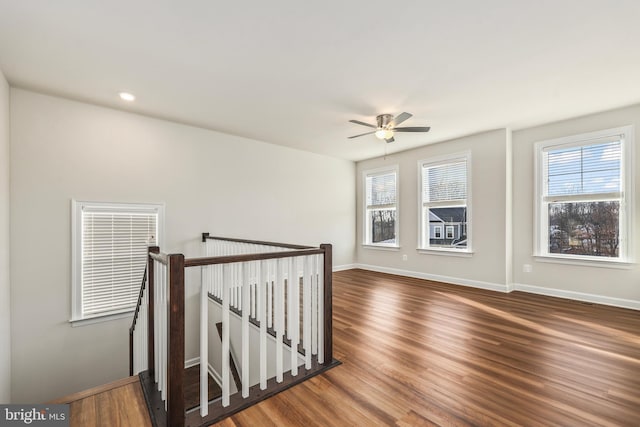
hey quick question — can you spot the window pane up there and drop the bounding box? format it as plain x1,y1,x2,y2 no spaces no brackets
548,201,619,257
369,209,396,244
547,141,621,196
366,172,396,206
424,161,467,202
427,207,467,248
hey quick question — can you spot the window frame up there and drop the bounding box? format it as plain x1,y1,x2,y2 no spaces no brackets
533,125,634,266
418,152,472,255
362,165,400,249
71,200,165,326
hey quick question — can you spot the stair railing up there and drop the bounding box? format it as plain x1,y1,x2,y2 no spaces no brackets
130,234,336,427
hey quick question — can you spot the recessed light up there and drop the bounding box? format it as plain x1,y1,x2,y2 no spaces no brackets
119,92,135,102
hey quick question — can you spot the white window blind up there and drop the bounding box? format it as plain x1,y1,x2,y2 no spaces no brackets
366,172,397,207
423,160,467,202
545,139,621,198
72,201,162,323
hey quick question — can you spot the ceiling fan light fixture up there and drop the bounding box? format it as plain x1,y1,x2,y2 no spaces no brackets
375,128,394,140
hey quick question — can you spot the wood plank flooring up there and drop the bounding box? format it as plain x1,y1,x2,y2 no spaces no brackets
214,269,640,426
51,376,152,427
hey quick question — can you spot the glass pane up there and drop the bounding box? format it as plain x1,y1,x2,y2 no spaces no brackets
366,172,396,206
548,201,619,257
369,209,396,244
547,141,621,196
427,207,467,248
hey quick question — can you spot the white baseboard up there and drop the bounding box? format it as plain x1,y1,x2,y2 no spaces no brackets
354,263,510,293
184,356,222,387
184,357,199,369
513,283,640,311
340,265,639,310
333,263,356,272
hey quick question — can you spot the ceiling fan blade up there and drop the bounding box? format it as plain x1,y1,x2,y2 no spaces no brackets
393,112,412,126
348,130,376,139
349,119,376,128
393,126,431,132
385,137,395,143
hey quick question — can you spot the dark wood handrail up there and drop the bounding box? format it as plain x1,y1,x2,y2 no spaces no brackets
185,248,324,268
202,232,314,250
129,268,148,335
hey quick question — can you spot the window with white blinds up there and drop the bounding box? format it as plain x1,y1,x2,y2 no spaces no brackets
363,166,399,246
419,153,471,251
536,126,633,262
72,201,163,323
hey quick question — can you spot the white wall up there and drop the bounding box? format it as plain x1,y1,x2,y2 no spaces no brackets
0,69,11,403
10,89,355,402
356,129,511,290
512,104,640,306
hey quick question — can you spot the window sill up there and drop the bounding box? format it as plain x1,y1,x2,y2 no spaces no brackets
533,254,635,270
70,310,134,327
417,248,474,258
362,244,401,252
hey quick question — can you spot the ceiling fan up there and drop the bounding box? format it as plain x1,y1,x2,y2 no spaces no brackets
348,112,430,143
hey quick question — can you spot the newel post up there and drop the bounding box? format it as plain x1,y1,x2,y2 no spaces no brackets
167,253,186,427
320,244,333,365
147,246,159,380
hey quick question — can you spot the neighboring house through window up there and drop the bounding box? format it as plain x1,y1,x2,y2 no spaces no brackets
364,166,399,247
419,152,471,252
535,126,633,263
71,201,164,324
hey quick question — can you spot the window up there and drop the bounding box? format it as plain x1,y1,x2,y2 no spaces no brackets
364,166,398,247
419,153,471,251
535,126,633,262
446,226,454,239
72,201,164,324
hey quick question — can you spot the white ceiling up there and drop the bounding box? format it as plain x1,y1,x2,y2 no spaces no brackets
1,1,640,161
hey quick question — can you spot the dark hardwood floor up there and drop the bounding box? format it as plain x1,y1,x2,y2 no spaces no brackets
214,268,640,426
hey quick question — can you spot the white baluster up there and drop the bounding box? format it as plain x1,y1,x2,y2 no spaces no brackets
311,255,318,356
303,256,311,369
290,257,299,376
276,258,284,383
259,260,267,390
242,262,250,398
267,260,273,329
199,278,209,416
222,264,230,407
318,254,325,364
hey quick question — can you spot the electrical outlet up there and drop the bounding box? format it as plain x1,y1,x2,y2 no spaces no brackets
523,264,532,273
402,254,408,261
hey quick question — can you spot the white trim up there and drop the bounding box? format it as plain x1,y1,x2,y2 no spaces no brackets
354,263,509,293
513,283,640,311
533,254,634,269
184,357,223,388
362,244,400,251
416,248,473,258
185,357,200,369
333,264,357,272
335,266,638,311
362,164,400,247
69,310,133,327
